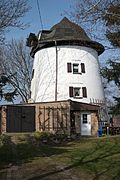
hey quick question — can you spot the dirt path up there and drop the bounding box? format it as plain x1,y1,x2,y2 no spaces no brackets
6,136,22,180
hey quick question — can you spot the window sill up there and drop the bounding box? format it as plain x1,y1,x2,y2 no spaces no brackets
73,72,82,75
73,96,83,99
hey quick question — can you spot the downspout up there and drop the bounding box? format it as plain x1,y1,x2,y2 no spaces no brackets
55,41,58,101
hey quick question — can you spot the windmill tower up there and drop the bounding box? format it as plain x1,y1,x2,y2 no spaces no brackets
27,17,105,104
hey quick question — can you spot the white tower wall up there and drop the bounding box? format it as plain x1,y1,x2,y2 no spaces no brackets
31,45,105,103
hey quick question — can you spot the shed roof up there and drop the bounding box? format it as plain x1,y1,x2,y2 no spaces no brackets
12,100,100,111
70,100,100,111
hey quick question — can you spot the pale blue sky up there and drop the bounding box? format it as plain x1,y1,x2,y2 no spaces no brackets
6,0,74,41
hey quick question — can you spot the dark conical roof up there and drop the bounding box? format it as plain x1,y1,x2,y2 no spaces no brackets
30,17,104,57
41,17,91,42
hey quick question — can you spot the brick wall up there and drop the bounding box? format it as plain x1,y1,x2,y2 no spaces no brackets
91,112,98,136
0,106,7,133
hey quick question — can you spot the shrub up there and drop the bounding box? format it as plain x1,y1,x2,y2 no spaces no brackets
33,131,68,144
34,131,53,141
0,134,11,146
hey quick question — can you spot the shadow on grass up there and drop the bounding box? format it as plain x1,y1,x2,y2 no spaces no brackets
0,135,120,179
0,134,68,169
28,137,120,180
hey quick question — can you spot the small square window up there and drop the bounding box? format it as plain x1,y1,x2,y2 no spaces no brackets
82,114,88,123
74,88,80,97
73,64,79,74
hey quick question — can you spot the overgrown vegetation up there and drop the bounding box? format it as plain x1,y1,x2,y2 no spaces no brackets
0,134,120,179
101,2,120,115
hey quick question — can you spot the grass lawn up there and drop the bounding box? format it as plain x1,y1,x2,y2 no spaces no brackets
0,134,120,180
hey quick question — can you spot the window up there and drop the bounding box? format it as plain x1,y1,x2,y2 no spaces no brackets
82,114,88,124
69,86,87,98
67,62,85,74
67,62,86,74
69,87,81,97
73,63,79,74
74,87,80,97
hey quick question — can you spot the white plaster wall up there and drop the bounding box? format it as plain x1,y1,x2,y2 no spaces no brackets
31,45,105,103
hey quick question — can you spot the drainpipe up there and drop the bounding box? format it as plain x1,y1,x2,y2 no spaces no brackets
55,41,58,101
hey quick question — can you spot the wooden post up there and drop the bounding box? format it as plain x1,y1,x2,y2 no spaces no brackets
43,106,45,131
1,106,7,133
52,107,54,130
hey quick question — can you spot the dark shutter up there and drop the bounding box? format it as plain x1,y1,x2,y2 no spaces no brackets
32,69,34,79
82,87,87,97
81,63,85,73
69,87,73,97
67,63,72,73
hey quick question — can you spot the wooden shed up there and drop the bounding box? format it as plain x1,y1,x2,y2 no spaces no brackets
0,100,100,136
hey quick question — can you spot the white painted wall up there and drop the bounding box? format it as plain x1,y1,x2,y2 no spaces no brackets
31,45,105,103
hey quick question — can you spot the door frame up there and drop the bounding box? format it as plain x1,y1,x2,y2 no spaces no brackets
81,112,91,136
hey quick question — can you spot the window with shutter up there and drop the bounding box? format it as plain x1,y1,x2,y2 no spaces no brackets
82,87,87,98
69,86,73,97
81,63,85,73
67,63,72,73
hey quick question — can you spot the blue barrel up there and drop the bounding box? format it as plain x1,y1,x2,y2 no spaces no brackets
98,127,102,137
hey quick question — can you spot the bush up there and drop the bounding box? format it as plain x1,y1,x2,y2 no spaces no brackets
33,131,68,144
0,134,11,146
34,131,53,141
0,136,2,146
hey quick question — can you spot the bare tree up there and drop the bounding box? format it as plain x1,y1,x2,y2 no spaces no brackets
67,0,120,109
0,0,30,43
1,40,33,103
66,0,119,43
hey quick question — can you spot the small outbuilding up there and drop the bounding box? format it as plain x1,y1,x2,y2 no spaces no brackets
0,100,100,136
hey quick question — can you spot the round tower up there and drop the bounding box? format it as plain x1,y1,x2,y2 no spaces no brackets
29,17,105,103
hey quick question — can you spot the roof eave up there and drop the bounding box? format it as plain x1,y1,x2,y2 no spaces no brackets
30,39,104,58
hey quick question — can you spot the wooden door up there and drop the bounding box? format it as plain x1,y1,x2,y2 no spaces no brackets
6,106,35,132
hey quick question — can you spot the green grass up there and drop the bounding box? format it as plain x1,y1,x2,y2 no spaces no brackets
0,135,120,180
